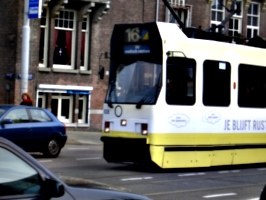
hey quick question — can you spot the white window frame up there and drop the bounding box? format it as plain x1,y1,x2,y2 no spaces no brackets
53,9,76,70
36,84,93,125
170,0,185,6
80,15,91,71
39,8,49,68
247,2,260,38
228,0,243,38
211,0,225,27
52,94,73,123
78,95,87,123
37,93,46,108
165,0,191,27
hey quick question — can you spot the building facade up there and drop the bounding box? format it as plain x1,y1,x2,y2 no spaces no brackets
1,0,266,131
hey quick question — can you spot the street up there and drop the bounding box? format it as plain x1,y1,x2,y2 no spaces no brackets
33,140,266,200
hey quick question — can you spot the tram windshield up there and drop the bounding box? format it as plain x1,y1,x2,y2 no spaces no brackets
105,61,162,106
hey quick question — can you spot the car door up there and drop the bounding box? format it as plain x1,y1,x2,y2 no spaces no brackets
27,108,54,150
0,108,31,148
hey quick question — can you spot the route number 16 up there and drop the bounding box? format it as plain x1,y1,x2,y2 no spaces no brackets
125,27,141,42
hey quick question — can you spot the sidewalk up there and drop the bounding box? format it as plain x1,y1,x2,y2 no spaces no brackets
66,131,102,145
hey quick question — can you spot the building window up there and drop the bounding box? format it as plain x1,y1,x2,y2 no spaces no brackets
51,94,73,123
211,0,225,27
247,3,260,39
228,1,243,39
169,0,185,6
39,8,48,67
165,0,191,27
36,85,92,125
78,95,88,123
37,93,46,108
80,16,90,70
53,10,75,69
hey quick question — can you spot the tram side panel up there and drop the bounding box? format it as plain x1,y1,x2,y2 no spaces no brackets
148,40,266,168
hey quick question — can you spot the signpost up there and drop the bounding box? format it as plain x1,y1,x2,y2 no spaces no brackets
21,0,41,96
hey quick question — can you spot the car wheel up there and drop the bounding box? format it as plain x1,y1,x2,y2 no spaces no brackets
43,138,61,158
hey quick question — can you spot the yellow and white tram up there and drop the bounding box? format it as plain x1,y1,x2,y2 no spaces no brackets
101,21,266,168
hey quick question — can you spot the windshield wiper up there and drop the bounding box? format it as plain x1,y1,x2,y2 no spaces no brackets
107,80,115,108
136,74,162,109
136,88,156,109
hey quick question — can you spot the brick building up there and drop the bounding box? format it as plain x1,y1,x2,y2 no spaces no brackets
1,0,266,131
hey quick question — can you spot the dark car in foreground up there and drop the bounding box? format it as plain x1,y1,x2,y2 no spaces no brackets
261,185,266,200
0,136,151,200
0,105,67,157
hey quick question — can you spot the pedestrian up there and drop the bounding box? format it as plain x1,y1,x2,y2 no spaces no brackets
20,93,33,106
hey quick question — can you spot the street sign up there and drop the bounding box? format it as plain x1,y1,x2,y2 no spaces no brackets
28,0,42,19
17,74,34,80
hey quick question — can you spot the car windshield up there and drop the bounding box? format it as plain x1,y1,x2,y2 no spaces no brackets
106,61,162,105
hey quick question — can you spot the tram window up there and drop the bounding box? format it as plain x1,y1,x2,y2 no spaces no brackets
203,60,231,106
238,64,266,108
166,57,196,105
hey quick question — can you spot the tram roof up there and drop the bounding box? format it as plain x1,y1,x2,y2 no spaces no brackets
155,21,266,52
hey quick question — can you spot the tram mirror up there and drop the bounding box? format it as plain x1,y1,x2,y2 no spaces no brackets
167,51,186,58
98,66,105,79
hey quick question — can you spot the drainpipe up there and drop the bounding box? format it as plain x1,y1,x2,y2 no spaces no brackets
21,0,30,95
156,0,159,21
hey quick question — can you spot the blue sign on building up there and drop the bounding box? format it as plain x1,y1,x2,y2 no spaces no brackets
28,0,42,19
17,74,34,80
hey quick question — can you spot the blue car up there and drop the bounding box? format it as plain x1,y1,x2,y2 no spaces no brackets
0,105,67,158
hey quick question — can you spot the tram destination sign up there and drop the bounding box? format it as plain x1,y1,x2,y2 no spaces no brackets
123,45,150,55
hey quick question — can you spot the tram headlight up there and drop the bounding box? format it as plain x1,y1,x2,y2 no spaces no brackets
141,123,148,135
121,119,127,126
104,121,110,133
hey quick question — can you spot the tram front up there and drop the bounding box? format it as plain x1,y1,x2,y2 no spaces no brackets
101,22,163,164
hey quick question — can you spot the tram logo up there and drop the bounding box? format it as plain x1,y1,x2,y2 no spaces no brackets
203,111,221,124
168,114,190,128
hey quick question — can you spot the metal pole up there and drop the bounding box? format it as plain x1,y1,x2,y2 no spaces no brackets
156,0,159,22
21,0,30,95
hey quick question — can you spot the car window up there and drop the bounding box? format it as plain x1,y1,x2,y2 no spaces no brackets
0,147,42,196
0,109,7,118
4,109,29,123
29,109,52,122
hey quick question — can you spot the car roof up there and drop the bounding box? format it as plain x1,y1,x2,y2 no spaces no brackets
0,104,33,108
0,105,44,110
